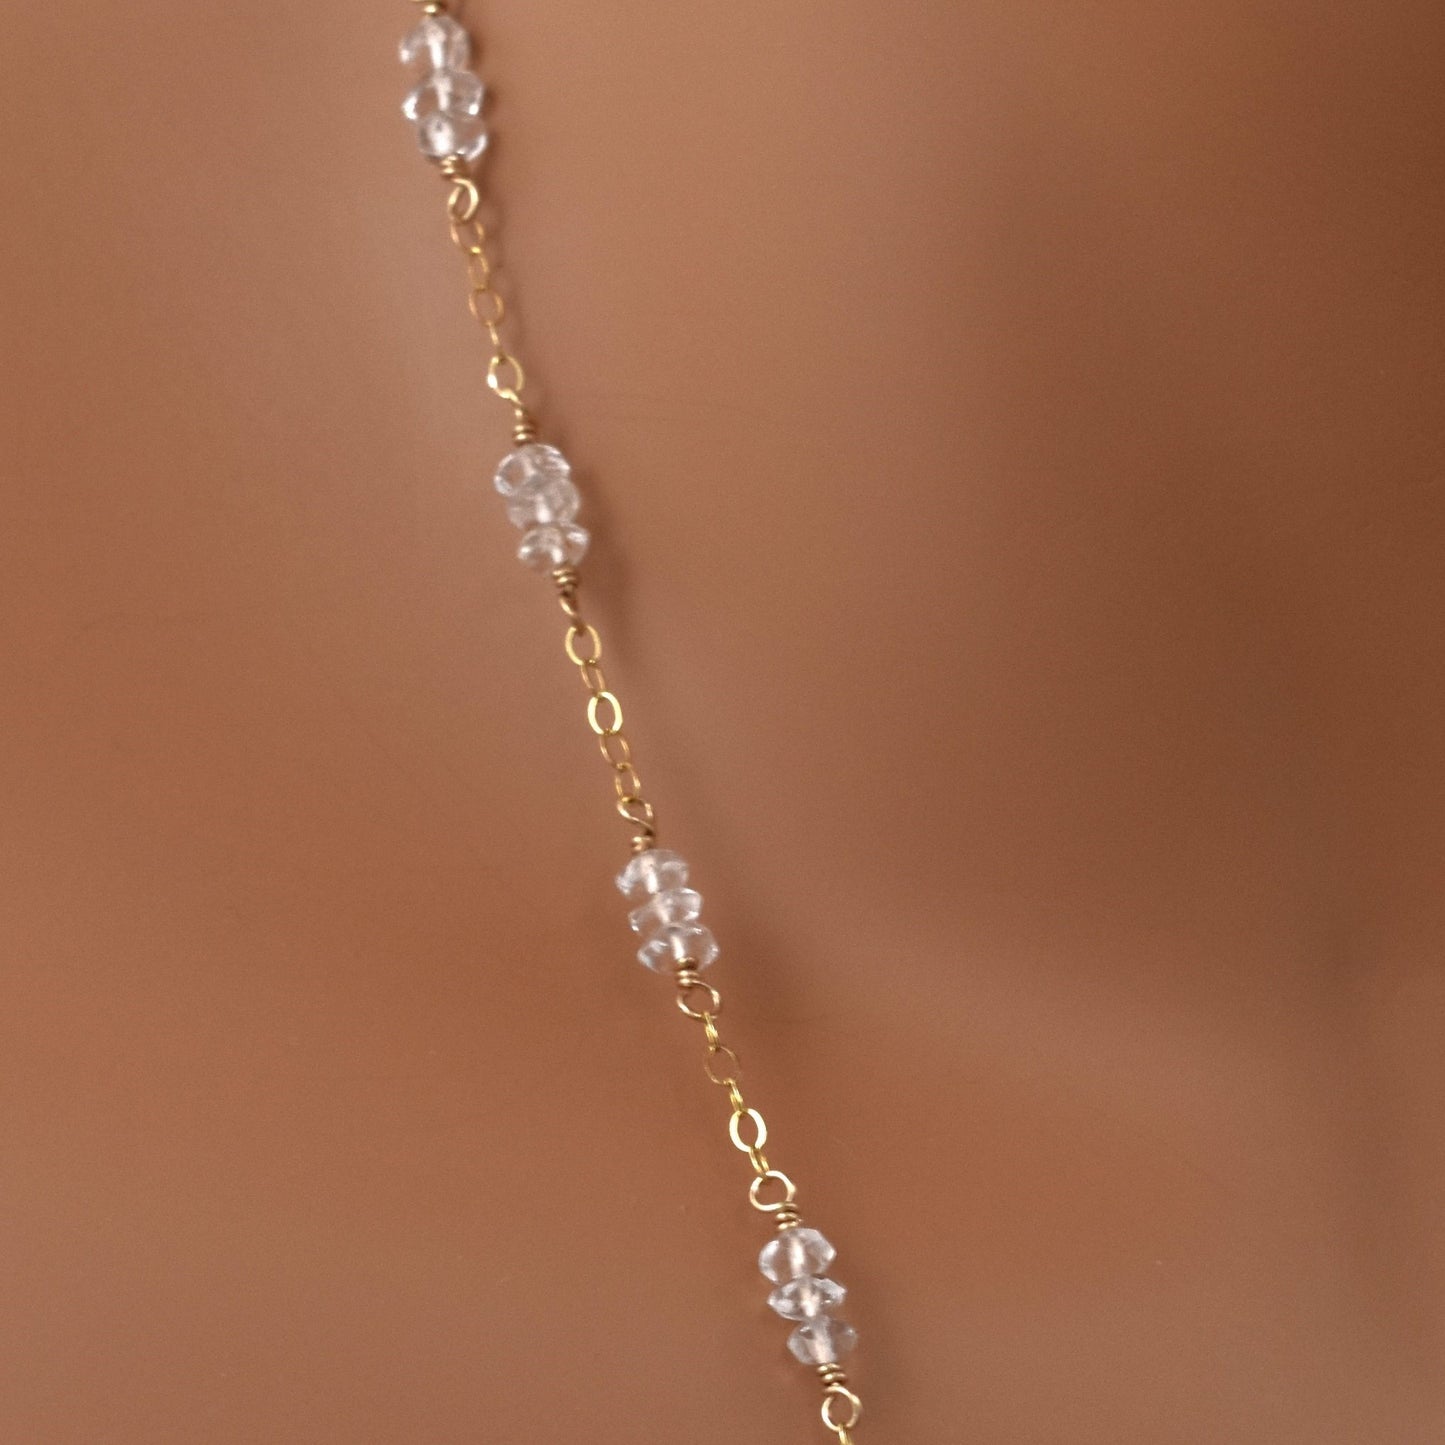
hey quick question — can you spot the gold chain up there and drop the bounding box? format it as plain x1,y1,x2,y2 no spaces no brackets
545,571,863,1440
439,157,537,447
673,955,864,1443
421,38,863,1440
550,568,657,852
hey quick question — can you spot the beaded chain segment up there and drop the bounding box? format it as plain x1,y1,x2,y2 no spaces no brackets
397,5,866,1441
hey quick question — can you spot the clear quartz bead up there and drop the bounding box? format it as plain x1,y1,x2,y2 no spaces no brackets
505,476,581,529
403,69,488,162
638,922,718,973
418,111,488,163
615,848,689,901
787,1316,858,1366
768,1275,846,1321
517,523,589,570
494,442,571,498
759,1226,836,1285
628,886,703,935
398,14,471,72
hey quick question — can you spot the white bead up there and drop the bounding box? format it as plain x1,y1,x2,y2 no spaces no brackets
417,111,488,163
615,848,689,901
768,1275,846,1321
787,1316,857,1366
402,67,483,124
637,923,718,973
494,442,571,498
759,1227,836,1285
398,14,471,73
517,523,589,570
505,476,581,529
628,887,702,936
628,886,702,935
403,69,487,162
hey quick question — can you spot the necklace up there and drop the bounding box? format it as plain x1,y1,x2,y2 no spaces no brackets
397,4,866,1440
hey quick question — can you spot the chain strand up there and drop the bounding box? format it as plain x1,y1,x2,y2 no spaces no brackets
550,568,657,852
439,158,537,446
546,561,863,1437
672,956,863,1439
425,119,862,1445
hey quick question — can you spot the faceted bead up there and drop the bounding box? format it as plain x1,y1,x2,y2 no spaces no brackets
417,110,488,163
759,1226,836,1285
403,69,488,162
638,923,719,973
768,1275,846,1321
398,14,471,73
505,476,581,529
494,442,571,498
517,523,589,570
615,848,689,901
628,886,703,935
787,1316,858,1366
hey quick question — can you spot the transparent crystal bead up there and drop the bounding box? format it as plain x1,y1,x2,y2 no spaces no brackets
768,1275,846,1321
417,111,488,163
628,886,703,935
494,442,571,498
787,1316,858,1366
637,923,718,973
615,848,689,901
505,476,581,529
403,69,488,162
402,67,482,123
517,523,589,570
398,14,471,73
759,1227,836,1285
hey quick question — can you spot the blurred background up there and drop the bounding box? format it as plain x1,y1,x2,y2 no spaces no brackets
1,1,1442,1440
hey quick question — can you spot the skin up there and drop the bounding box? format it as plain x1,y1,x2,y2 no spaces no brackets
2,1,1442,1440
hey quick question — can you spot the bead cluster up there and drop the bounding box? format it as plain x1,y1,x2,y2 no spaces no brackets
616,848,720,973
399,13,488,163
761,1226,858,1367
492,443,590,571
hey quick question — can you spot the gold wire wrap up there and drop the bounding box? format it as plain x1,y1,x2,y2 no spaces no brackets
822,1379,864,1441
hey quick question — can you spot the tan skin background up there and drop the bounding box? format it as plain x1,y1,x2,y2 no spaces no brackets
2,1,1443,1441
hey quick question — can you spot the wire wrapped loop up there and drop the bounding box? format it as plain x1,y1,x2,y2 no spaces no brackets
822,1385,863,1436
446,177,480,225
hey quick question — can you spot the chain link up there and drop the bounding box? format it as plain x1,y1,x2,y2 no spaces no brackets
823,1383,864,1442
